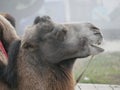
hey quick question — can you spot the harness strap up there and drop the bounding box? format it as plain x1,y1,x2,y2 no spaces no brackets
0,40,8,59
76,56,94,84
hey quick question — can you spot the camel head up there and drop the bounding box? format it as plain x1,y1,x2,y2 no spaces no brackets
21,16,104,64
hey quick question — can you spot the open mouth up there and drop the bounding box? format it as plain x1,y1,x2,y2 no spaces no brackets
89,42,104,55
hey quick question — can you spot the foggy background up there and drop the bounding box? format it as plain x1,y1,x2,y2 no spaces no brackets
1,0,120,52
0,0,120,84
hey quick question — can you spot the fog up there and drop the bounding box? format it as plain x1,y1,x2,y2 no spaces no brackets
0,0,120,85
0,0,120,51
102,40,120,52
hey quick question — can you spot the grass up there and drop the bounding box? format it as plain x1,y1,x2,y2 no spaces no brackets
73,52,120,85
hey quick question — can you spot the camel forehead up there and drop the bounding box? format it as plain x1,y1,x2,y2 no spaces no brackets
23,25,53,43
24,23,66,40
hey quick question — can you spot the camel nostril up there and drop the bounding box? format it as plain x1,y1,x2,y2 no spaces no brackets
91,26,99,30
94,32,101,35
97,41,101,45
95,37,103,45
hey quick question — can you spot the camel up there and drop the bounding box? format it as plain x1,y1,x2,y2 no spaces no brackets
0,15,104,90
0,13,18,65
0,13,19,90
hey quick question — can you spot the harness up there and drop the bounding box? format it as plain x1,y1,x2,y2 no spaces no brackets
76,56,94,84
0,40,8,65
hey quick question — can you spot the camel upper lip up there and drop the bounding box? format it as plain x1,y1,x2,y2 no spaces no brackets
91,43,100,47
90,43,102,48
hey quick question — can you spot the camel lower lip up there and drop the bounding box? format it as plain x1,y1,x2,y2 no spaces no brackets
91,44,99,47
90,44,103,49
90,44,104,52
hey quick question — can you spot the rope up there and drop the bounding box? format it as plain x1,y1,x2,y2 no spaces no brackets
0,40,8,65
76,56,94,84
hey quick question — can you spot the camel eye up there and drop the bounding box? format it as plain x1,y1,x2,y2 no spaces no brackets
22,42,39,50
91,26,99,30
56,29,67,41
94,32,100,35
62,29,67,35
22,42,34,49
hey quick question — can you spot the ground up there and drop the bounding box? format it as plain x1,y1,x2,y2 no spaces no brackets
75,83,120,90
73,52,120,85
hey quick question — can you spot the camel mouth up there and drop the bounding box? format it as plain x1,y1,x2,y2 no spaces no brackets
60,42,104,62
91,44,104,50
91,43,101,47
89,42,104,55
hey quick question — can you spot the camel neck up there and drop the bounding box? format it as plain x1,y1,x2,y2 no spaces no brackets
17,55,75,90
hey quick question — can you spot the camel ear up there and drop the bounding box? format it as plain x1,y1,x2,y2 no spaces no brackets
34,16,51,24
34,16,41,24
89,45,104,55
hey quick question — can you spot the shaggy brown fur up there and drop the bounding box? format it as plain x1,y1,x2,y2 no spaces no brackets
0,16,103,90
